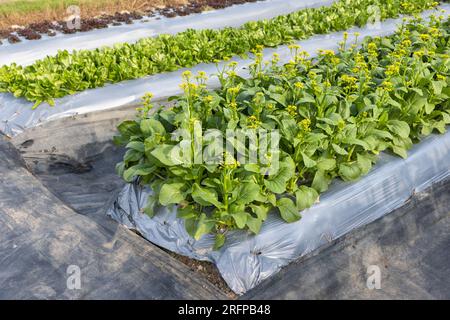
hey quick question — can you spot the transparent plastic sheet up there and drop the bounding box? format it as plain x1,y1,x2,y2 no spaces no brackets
1,4,448,137
0,0,335,67
107,129,450,295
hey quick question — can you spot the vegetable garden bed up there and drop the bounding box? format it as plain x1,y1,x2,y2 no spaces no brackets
0,0,439,107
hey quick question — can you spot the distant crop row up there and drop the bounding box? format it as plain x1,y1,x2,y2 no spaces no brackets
0,0,440,108
114,15,450,247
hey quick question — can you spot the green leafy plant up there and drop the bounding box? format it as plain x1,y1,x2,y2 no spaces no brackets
0,0,441,108
118,14,449,249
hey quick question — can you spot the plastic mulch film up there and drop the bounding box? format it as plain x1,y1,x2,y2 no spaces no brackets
1,4,448,137
108,127,450,295
0,0,334,67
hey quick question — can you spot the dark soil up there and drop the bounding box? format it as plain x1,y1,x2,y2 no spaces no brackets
129,228,237,298
165,250,238,299
0,0,262,46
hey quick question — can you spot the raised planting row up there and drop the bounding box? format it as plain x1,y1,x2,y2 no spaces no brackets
0,0,441,108
0,0,263,45
113,15,450,249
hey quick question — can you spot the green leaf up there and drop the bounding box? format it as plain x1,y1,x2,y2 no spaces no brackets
140,119,166,136
235,180,261,205
192,184,222,208
177,205,197,219
244,163,260,173
341,137,370,150
151,144,182,166
246,216,263,234
387,120,410,138
232,211,248,229
316,158,336,171
250,204,271,221
214,233,226,250
116,162,125,176
143,195,158,218
368,129,393,140
312,170,331,193
117,120,140,137
391,145,408,159
194,213,215,240
425,102,435,115
184,218,197,238
338,162,362,181
277,198,301,223
301,152,317,168
431,80,444,95
264,156,295,194
123,164,155,182
126,141,145,153
356,153,372,175
159,182,186,206
295,186,319,211
332,143,348,155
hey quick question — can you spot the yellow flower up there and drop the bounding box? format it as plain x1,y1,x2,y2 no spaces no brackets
385,62,401,77
299,118,311,132
271,53,280,63
255,44,264,51
286,105,298,116
203,95,214,103
381,80,394,92
331,57,340,65
368,42,378,58
319,49,335,56
308,71,317,78
420,34,431,41
437,74,446,81
429,27,440,38
182,70,192,79
401,39,412,47
340,74,358,92
294,82,304,89
247,115,261,129
341,75,357,84
288,44,301,50
142,92,153,100
413,50,425,58
223,152,240,169
227,86,240,95
197,71,208,80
